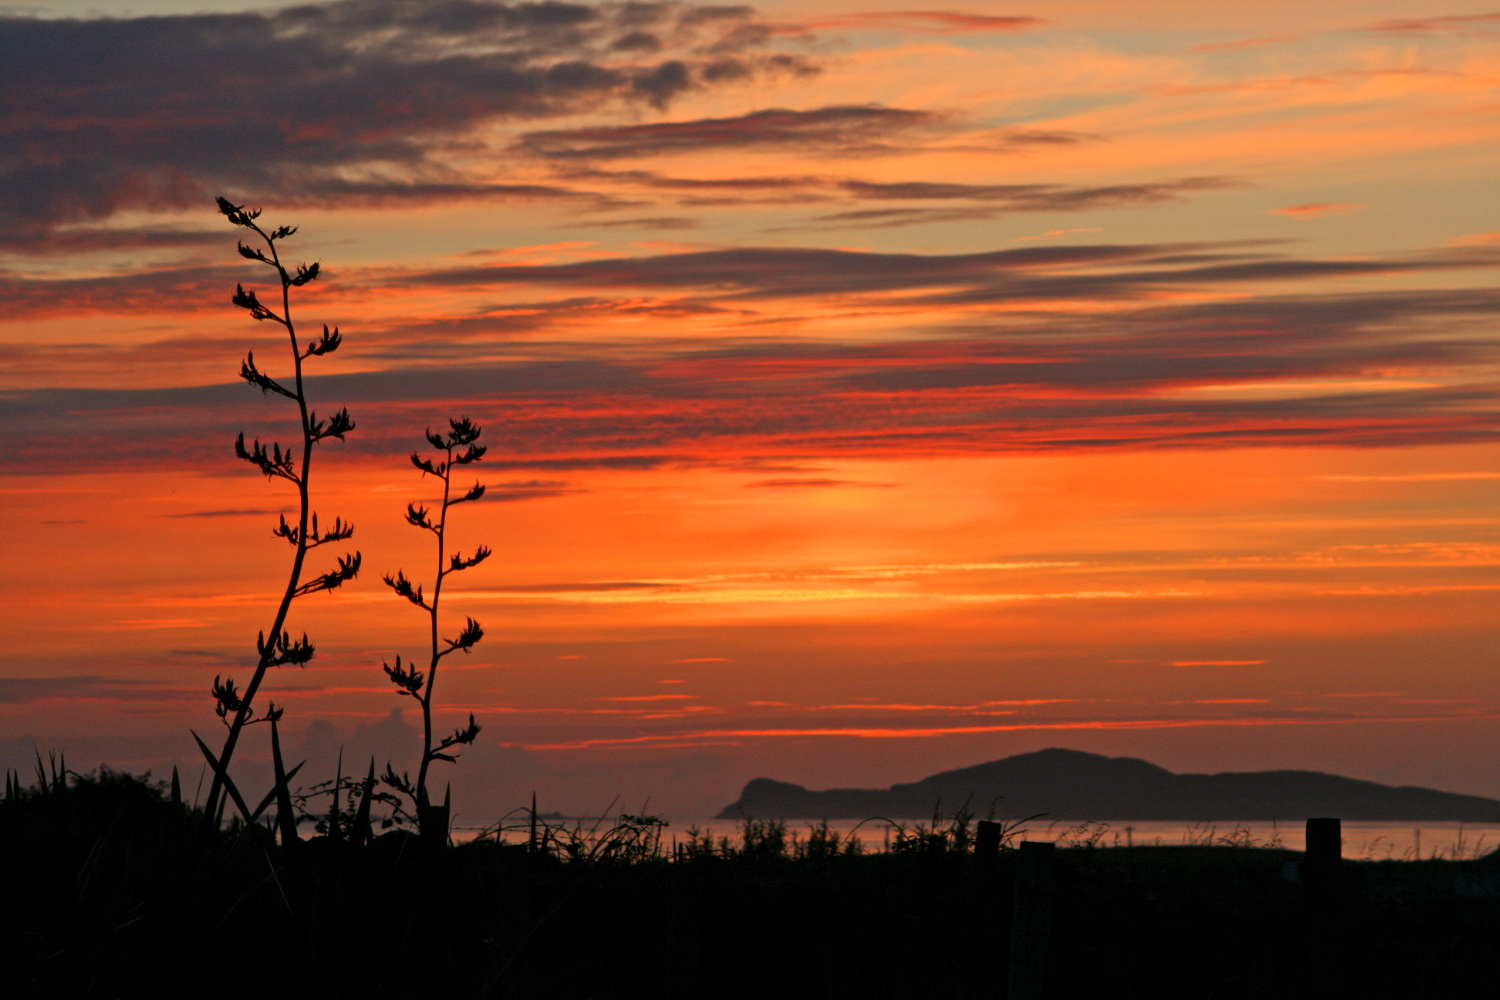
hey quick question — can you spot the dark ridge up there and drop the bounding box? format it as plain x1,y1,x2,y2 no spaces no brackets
716,748,1500,822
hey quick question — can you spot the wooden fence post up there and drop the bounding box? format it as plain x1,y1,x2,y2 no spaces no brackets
1007,840,1055,999
1303,817,1343,997
977,819,1001,857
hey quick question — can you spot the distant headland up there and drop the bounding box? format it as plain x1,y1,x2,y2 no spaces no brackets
716,748,1500,822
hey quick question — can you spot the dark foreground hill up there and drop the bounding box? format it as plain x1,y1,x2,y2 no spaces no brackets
717,748,1500,821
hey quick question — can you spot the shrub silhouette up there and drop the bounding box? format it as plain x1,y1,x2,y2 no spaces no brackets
199,198,361,827
380,418,489,839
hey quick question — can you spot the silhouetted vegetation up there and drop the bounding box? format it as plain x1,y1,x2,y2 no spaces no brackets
380,418,490,840
200,199,360,827
5,767,1500,999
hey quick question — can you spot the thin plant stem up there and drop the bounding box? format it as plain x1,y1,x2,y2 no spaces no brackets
416,440,455,806
203,199,359,824
381,419,487,831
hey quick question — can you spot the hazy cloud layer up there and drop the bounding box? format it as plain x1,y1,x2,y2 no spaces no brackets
3,237,1498,473
0,239,1377,321
399,241,1499,301
0,676,192,705
1368,13,1500,36
543,163,1225,221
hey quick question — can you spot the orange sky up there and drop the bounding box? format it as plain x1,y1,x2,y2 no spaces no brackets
2,0,1498,819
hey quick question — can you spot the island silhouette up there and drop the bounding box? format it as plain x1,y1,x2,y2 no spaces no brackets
717,747,1500,821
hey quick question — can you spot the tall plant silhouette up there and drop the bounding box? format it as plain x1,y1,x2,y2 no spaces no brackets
381,418,488,835
200,198,361,824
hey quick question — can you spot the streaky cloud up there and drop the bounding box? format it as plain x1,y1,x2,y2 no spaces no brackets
0,675,193,705
794,11,1045,35
4,282,1499,473
519,105,938,159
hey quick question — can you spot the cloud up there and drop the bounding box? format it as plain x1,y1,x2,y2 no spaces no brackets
401,241,1180,296
1171,660,1268,667
3,239,1499,473
1271,202,1364,218
745,478,889,488
811,177,1238,227
0,676,193,704
519,105,937,159
1317,473,1500,482
484,478,586,501
543,164,1224,222
471,580,667,593
1194,11,1500,53
1366,14,1500,36
1449,232,1500,247
3,237,1496,338
0,1,804,240
583,215,700,229
5,319,1498,475
1192,33,1307,54
523,708,1490,749
1,225,227,256
840,177,1233,207
794,11,1046,34
399,240,1496,303
597,694,697,702
557,165,826,200
277,179,604,209
0,264,233,319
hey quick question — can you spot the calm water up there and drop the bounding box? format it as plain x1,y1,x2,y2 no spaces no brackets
466,816,1500,860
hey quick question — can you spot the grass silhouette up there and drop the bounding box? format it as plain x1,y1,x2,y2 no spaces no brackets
7,767,1500,999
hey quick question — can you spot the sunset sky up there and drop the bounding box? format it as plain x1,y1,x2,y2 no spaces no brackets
2,0,1499,820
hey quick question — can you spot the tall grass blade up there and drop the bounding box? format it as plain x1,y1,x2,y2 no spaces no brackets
269,717,300,848
170,766,181,808
250,761,304,827
351,759,375,847
191,729,253,822
329,748,343,841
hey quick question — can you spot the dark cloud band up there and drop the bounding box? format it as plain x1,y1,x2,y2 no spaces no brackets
4,266,1498,473
0,0,800,240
